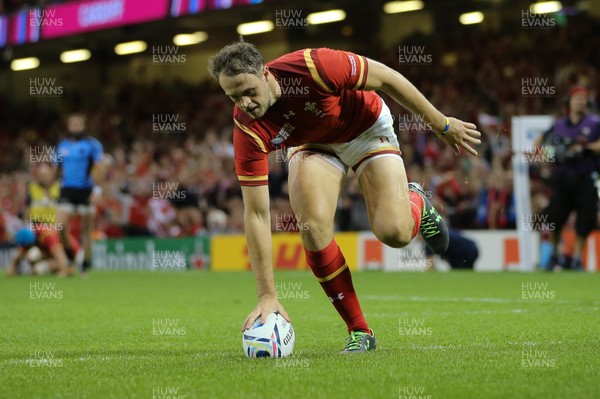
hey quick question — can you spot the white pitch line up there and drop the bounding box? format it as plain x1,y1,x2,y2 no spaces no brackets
365,309,529,318
1,354,140,366
363,295,600,305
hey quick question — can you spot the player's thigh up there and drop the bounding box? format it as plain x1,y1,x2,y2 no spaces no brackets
287,152,345,250
79,209,95,232
358,155,413,245
574,178,598,236
57,187,85,224
546,180,574,229
56,204,73,225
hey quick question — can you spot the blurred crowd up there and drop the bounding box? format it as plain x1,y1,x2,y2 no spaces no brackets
1,14,599,240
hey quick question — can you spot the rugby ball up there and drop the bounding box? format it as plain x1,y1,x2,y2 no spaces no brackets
26,246,43,263
242,312,295,358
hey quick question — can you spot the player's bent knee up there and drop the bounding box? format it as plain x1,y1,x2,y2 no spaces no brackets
373,226,412,249
380,236,411,249
298,218,334,250
299,219,331,238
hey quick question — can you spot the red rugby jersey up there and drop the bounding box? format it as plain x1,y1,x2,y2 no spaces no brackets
33,224,80,259
233,48,383,186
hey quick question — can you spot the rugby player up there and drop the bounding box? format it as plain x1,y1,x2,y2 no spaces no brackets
56,113,104,274
208,41,480,352
7,227,81,277
537,86,600,270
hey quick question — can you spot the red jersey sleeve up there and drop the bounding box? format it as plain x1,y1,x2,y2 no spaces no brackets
233,118,269,187
38,229,61,253
307,48,370,93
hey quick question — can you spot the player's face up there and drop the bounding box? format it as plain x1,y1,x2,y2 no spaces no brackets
569,92,588,114
67,116,86,134
37,164,55,186
220,71,271,119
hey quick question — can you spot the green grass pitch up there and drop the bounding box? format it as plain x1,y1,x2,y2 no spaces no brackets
1,270,599,399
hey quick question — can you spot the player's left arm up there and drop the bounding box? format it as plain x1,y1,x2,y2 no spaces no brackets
90,139,107,181
576,121,600,153
48,244,70,272
363,58,481,156
41,232,71,275
585,139,600,152
89,139,108,202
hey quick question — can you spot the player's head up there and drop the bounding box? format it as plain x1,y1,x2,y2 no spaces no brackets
35,163,56,187
15,228,36,248
566,86,590,116
208,39,273,119
67,112,87,135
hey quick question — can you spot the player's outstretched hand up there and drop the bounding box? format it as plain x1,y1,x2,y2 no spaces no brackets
438,117,481,156
241,295,291,332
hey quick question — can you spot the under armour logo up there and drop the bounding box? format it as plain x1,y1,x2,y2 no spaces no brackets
304,102,326,119
378,137,390,143
283,111,295,120
271,123,295,146
328,293,344,302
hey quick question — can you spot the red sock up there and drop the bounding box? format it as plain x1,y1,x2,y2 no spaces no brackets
409,191,424,238
305,239,369,334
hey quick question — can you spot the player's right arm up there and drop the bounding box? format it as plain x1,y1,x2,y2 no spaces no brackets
232,117,291,331
240,185,291,331
308,48,480,155
6,248,25,277
364,58,480,156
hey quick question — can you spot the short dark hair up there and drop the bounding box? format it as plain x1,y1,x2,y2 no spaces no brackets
67,112,86,122
207,40,264,81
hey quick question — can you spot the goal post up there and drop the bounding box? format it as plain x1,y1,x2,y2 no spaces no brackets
510,115,554,271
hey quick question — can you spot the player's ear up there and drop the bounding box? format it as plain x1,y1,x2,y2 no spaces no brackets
262,66,269,80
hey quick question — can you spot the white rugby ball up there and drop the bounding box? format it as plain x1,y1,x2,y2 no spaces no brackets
26,246,43,263
242,312,295,358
